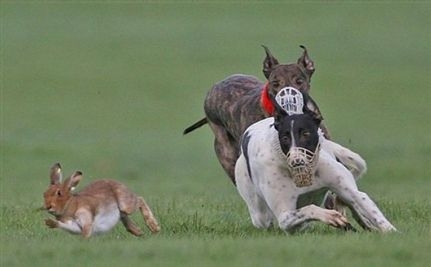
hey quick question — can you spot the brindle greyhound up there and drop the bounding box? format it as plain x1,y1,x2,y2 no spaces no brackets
184,46,329,185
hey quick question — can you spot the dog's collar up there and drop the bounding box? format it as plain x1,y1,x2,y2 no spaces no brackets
260,82,275,115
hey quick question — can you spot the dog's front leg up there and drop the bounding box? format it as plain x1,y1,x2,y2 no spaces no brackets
257,168,349,232
337,189,397,232
318,153,397,232
277,204,348,232
235,155,274,229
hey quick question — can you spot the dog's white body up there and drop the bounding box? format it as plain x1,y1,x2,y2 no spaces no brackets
235,118,396,232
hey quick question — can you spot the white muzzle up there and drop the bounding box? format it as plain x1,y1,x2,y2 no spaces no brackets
286,143,320,187
275,87,304,115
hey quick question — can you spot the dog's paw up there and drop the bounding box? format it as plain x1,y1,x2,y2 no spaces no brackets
322,209,348,227
341,222,358,232
45,218,58,228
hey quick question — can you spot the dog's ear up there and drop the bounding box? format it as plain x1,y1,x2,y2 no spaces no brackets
262,45,279,79
297,45,315,78
302,93,322,125
273,102,287,131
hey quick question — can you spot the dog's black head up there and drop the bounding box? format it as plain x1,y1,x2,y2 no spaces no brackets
262,45,315,99
273,95,322,187
273,92,321,156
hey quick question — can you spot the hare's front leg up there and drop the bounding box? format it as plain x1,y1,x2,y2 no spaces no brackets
75,210,95,238
45,218,82,234
45,218,59,228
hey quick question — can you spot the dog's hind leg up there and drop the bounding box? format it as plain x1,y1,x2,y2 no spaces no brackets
209,122,239,184
320,138,367,181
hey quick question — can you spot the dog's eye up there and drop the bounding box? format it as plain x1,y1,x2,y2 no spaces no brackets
271,80,280,87
296,78,304,85
302,131,311,137
280,135,290,144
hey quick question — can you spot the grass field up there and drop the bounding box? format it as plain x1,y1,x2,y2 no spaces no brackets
1,2,430,267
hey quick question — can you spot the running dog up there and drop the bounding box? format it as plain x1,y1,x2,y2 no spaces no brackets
184,46,328,184
235,100,396,233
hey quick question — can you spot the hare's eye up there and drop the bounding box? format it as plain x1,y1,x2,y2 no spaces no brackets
56,190,62,196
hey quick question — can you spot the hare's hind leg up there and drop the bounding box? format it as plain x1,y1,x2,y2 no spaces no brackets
120,213,143,236
113,184,145,236
138,197,160,233
114,184,160,234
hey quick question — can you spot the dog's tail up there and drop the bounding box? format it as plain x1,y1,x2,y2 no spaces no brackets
320,139,367,180
183,117,208,135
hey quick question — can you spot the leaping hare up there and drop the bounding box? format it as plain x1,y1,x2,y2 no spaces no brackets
43,163,160,238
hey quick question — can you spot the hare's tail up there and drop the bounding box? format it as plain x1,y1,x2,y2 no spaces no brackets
138,197,160,233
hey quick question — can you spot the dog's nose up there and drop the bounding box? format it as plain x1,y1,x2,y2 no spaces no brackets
291,158,305,167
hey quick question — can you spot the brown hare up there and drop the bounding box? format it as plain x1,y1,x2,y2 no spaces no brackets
43,163,160,238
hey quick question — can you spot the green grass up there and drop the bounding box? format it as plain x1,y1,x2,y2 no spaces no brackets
1,2,430,267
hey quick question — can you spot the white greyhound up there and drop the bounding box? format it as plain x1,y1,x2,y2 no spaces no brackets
235,93,396,233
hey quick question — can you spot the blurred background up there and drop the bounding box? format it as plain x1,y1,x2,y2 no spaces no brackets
1,2,430,207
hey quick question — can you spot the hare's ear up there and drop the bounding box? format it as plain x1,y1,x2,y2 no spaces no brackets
50,163,63,185
64,171,83,191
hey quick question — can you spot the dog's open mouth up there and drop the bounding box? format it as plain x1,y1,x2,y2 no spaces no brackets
286,144,320,187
